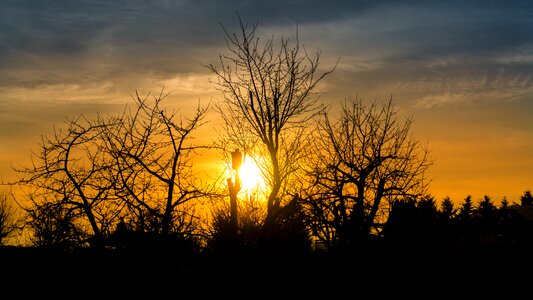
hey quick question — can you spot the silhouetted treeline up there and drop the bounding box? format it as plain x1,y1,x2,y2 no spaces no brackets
4,190,533,255
3,190,533,294
383,192,533,253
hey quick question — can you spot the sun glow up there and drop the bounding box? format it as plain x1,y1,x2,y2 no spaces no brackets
238,157,265,192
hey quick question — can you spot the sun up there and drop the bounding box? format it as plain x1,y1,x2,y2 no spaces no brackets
238,157,265,192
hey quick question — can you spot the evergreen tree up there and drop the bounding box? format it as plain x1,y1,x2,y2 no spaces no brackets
458,195,474,221
521,190,533,206
500,197,509,209
439,197,456,222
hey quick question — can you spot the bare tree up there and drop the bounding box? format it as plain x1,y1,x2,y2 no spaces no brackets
100,91,210,237
305,97,432,247
207,17,336,227
0,190,18,245
15,91,210,250
15,116,120,248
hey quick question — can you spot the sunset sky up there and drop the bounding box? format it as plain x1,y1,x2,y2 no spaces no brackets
1,0,532,204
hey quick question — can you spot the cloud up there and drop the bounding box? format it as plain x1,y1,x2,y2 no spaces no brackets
1,0,533,200
412,69,533,109
159,74,215,95
0,81,118,104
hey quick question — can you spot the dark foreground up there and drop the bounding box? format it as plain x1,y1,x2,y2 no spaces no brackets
2,243,532,297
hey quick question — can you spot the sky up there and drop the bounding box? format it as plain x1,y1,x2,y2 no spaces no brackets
1,0,532,204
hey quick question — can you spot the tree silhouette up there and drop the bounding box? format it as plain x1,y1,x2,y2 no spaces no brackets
382,195,439,248
0,190,18,245
25,201,83,249
15,115,119,248
453,195,476,249
476,195,496,220
208,194,265,254
439,196,456,222
476,195,497,244
15,92,210,251
437,196,457,248
306,98,432,247
207,17,335,250
99,91,209,239
499,197,509,209
520,190,533,206
382,197,419,244
457,195,474,221
418,195,439,233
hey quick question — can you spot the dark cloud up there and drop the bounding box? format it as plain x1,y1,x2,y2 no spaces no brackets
383,21,533,60
2,0,531,71
1,0,533,101
0,0,423,61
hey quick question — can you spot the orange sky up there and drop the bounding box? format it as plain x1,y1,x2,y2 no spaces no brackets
1,1,532,204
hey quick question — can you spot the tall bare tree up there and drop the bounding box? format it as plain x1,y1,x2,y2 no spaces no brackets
208,17,336,227
100,91,210,237
305,97,432,247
